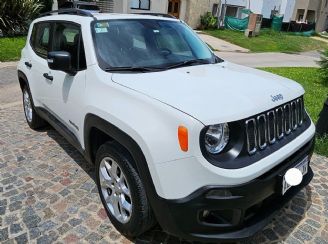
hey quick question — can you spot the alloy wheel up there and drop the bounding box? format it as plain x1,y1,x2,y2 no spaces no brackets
23,89,33,123
99,157,133,223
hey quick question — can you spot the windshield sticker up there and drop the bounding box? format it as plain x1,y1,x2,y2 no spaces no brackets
95,27,108,33
95,22,109,28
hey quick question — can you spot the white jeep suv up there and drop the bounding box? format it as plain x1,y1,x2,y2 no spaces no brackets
18,9,315,241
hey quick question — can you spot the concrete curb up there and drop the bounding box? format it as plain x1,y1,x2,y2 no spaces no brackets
0,61,18,68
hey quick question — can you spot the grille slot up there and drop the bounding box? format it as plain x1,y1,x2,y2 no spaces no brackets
245,119,257,155
267,111,276,144
245,97,305,155
284,103,291,135
291,101,298,130
257,115,267,150
276,107,284,139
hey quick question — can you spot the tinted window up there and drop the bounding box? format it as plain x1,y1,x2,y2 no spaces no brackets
52,22,86,70
59,2,73,8
31,22,51,58
77,4,99,10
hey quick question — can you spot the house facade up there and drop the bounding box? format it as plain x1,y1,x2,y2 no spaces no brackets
110,0,221,28
53,0,221,29
291,0,328,31
219,0,328,31
219,0,284,20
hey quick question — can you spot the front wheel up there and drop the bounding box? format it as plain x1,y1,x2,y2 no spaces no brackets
95,142,156,237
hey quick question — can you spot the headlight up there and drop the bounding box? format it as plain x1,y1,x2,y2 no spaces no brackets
205,123,229,154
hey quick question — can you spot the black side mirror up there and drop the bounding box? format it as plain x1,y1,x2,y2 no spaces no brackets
47,51,76,76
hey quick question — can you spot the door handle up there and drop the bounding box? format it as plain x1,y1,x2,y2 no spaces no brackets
24,62,32,68
43,73,53,81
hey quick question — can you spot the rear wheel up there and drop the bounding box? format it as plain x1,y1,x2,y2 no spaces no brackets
22,86,46,129
95,142,156,237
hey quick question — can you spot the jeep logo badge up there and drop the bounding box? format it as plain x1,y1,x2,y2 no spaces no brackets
271,94,284,102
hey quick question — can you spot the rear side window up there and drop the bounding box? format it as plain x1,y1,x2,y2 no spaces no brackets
30,22,51,58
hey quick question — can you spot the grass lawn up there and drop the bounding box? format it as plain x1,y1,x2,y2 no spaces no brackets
205,29,328,53
262,67,328,157
0,36,26,62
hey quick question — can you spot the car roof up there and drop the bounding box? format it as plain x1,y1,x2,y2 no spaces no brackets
35,13,179,23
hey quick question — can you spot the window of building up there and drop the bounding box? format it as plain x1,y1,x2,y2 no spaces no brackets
212,4,219,17
306,10,316,23
130,0,150,10
225,5,239,18
296,9,305,22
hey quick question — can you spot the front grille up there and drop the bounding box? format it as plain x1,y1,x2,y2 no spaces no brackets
245,97,305,155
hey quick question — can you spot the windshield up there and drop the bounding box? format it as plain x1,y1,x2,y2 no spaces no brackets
92,19,218,71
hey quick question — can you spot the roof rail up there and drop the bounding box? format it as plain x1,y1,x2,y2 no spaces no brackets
137,13,176,19
39,8,96,20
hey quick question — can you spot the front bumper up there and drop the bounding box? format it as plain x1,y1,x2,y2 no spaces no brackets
154,137,315,241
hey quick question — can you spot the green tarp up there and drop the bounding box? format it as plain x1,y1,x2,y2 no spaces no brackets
272,15,283,31
291,30,315,37
224,16,249,31
224,9,251,31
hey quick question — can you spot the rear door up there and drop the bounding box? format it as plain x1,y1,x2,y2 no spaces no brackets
29,21,53,107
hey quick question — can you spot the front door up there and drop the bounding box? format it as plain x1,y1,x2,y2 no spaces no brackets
168,0,180,18
47,21,87,142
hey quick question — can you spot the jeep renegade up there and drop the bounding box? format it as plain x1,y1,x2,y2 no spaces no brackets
17,10,315,241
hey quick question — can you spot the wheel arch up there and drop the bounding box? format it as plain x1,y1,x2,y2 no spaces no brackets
17,70,29,91
83,114,157,198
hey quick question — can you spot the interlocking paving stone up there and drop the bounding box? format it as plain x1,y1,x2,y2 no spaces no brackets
1,105,328,243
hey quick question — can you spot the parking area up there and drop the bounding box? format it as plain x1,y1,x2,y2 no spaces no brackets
1,64,328,243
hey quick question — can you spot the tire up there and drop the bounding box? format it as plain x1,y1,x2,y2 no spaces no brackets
22,85,46,130
95,142,156,237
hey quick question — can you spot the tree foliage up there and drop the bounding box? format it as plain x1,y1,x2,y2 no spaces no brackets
200,12,218,30
0,0,43,36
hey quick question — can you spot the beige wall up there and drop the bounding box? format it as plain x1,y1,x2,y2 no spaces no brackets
316,0,328,31
184,0,221,28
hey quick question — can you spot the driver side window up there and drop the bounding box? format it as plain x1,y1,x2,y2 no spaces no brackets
52,22,86,71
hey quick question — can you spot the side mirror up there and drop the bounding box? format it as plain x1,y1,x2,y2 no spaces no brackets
47,51,76,76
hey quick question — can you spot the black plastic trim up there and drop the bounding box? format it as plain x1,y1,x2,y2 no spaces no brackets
39,8,96,20
83,114,162,215
35,107,84,155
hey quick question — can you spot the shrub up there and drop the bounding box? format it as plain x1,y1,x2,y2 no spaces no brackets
200,12,218,30
0,0,43,36
318,49,328,86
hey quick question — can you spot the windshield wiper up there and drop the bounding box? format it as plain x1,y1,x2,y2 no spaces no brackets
105,66,165,72
165,59,211,69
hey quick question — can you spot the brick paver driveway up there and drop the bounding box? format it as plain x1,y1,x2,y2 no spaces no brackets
1,64,328,243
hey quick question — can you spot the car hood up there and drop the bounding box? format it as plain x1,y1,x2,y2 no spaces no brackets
111,62,304,125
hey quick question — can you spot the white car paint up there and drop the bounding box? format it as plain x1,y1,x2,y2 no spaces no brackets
18,13,315,200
